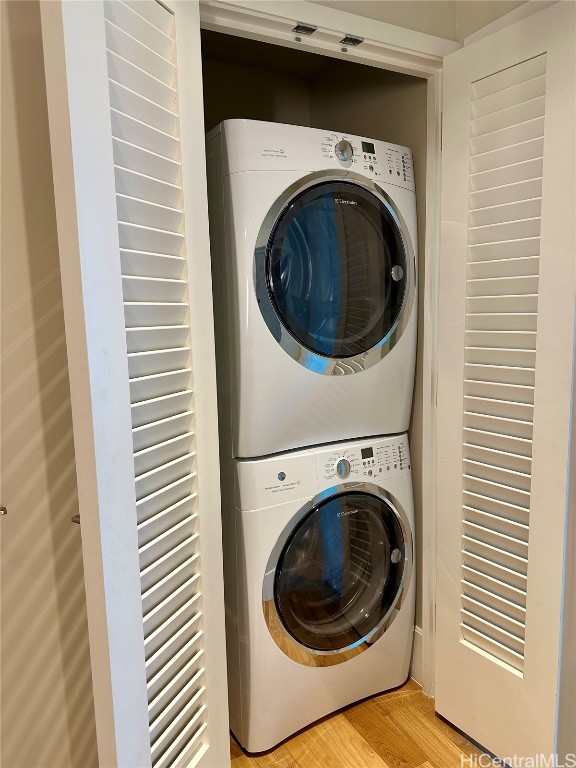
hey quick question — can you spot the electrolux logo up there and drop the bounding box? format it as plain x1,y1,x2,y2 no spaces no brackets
334,199,358,205
337,508,358,517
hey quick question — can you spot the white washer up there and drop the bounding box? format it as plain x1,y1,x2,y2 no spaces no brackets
223,433,415,752
206,119,418,458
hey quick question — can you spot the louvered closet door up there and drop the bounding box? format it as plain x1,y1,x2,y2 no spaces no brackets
436,2,575,761
41,2,229,767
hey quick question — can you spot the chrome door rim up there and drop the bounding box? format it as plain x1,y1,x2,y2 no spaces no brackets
254,170,416,376
262,482,413,666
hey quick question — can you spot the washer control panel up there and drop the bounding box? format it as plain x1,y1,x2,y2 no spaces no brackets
236,434,411,511
316,435,411,486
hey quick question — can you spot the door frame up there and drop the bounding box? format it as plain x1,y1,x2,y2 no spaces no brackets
199,0,447,696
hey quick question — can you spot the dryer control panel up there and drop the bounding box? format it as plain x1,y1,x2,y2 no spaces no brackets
320,133,414,188
216,120,416,193
316,434,411,486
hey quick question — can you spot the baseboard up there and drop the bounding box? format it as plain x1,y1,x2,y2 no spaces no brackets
409,625,423,686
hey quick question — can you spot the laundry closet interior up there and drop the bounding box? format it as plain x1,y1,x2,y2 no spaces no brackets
200,26,430,641
32,2,575,767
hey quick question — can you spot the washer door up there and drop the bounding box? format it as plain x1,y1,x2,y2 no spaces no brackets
264,487,411,664
255,173,415,375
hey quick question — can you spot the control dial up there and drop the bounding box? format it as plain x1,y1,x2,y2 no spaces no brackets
335,458,351,479
335,140,353,162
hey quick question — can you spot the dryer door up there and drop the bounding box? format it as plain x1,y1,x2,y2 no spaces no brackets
264,488,412,665
255,175,415,375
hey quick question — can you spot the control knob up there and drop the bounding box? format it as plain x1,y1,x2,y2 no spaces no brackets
335,458,351,479
335,140,353,162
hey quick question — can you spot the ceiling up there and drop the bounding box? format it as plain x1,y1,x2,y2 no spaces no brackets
310,1,552,44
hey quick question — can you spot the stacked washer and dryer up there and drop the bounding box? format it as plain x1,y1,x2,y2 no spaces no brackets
206,119,418,752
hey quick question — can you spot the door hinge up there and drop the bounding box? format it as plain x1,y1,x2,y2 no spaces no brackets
440,112,443,151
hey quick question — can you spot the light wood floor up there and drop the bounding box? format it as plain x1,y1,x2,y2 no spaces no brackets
230,679,482,768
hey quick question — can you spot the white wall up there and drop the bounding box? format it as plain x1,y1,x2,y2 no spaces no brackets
311,1,552,43
0,2,97,765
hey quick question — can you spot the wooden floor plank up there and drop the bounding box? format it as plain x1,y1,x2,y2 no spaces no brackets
315,714,392,768
404,693,483,756
231,737,244,760
387,701,470,768
343,699,427,768
283,717,353,768
231,680,480,768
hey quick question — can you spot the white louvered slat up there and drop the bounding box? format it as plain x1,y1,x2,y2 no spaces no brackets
464,380,534,405
470,137,543,174
471,98,546,139
135,452,196,500
134,432,194,475
470,114,544,156
105,19,176,84
465,349,535,370
109,81,178,135
462,565,527,607
132,411,194,452
467,258,539,284
142,551,200,615
119,222,184,256
131,390,193,428
130,368,192,402
459,54,546,675
128,347,191,377
123,0,175,33
104,0,174,59
117,196,184,233
465,363,535,387
116,168,182,209
107,49,177,108
146,614,203,683
103,2,210,762
121,249,186,278
472,55,547,100
126,326,189,353
466,311,537,331
468,198,542,228
462,489,531,525
463,442,532,474
140,535,199,596
467,237,540,263
138,496,197,547
469,177,542,210
462,580,527,623
125,302,188,327
463,506,529,542
136,474,197,525
148,653,203,723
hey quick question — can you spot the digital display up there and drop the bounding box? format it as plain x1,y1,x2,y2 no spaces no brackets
361,447,374,459
362,141,376,154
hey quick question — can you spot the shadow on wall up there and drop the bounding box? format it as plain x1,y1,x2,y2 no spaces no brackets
1,2,98,766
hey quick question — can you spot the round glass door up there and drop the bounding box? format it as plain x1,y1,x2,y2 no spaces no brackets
273,491,406,653
266,181,409,359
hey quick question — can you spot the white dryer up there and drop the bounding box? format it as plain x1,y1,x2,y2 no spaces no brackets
223,434,415,752
206,119,418,458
